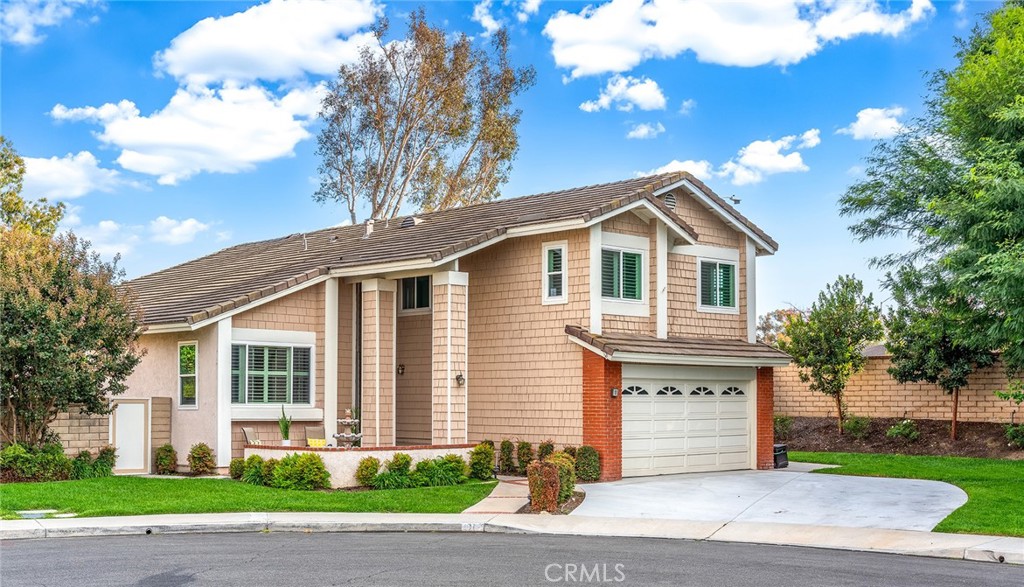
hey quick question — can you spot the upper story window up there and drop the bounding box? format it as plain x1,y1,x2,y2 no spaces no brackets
231,344,311,404
542,241,568,304
601,248,643,301
699,260,737,311
401,276,431,311
178,342,197,408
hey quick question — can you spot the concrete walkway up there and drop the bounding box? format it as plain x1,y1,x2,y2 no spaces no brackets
462,476,529,514
571,462,968,532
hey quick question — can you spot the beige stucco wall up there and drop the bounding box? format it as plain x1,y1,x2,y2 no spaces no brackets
775,359,1018,423
396,312,432,444
460,229,588,447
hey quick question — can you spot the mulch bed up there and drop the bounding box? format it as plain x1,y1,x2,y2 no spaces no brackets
782,416,1024,459
518,490,586,515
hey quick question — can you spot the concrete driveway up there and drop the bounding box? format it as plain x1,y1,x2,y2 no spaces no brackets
571,463,968,532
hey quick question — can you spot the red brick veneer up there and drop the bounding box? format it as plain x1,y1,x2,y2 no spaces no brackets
756,366,775,470
581,349,623,481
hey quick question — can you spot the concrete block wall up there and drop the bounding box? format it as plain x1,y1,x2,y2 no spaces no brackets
52,408,109,455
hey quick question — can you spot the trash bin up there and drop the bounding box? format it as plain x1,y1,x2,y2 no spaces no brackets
773,443,788,469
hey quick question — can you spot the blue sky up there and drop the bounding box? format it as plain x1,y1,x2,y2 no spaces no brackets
2,0,984,312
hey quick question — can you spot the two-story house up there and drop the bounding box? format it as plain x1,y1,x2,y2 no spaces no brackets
113,171,789,480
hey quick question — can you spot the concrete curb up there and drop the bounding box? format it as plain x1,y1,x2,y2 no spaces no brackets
2,514,1021,565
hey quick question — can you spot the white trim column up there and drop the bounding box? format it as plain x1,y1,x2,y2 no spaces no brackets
216,317,232,467
746,238,757,344
324,278,339,440
656,222,668,339
589,224,603,334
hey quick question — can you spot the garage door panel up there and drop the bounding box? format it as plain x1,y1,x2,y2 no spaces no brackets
719,417,747,432
686,402,719,416
719,451,750,466
719,434,749,448
652,420,689,433
718,402,747,416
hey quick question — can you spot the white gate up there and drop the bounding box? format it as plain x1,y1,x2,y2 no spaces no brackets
111,399,150,474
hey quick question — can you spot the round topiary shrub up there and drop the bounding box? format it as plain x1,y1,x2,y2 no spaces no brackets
187,443,215,475
575,445,601,482
499,440,515,474
154,444,178,475
469,442,495,480
241,454,266,485
271,452,331,490
229,457,245,480
545,451,576,503
356,456,381,486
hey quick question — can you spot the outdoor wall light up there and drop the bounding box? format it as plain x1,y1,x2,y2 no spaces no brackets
610,387,620,398
455,373,466,386
397,364,405,375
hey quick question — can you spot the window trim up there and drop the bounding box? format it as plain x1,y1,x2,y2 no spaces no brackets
178,341,198,410
696,257,740,315
399,275,432,315
541,241,569,305
601,246,646,302
599,231,650,318
229,340,316,407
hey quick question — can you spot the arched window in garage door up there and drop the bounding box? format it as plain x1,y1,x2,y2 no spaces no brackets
656,386,682,396
689,385,715,396
622,385,648,396
721,386,745,396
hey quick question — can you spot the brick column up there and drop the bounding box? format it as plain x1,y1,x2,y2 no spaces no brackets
756,366,775,470
361,279,396,447
431,272,469,445
582,349,622,481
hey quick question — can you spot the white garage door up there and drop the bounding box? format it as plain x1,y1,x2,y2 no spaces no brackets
622,366,753,477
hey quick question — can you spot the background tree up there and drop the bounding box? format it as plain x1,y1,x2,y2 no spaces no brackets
315,11,536,223
1,138,143,447
883,266,996,440
779,276,883,433
756,307,804,348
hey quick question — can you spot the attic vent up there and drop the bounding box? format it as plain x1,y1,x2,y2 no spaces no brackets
659,192,678,209
401,216,423,228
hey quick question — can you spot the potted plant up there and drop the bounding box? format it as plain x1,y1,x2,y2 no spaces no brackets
279,407,292,446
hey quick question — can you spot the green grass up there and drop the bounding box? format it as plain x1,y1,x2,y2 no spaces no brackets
791,451,1024,537
0,477,497,519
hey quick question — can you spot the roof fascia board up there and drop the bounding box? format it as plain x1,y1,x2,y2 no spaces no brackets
583,199,697,244
611,351,791,367
143,323,192,334
188,273,332,331
566,335,614,360
654,178,776,254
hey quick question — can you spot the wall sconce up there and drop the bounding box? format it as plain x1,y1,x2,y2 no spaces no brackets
397,364,405,375
455,373,465,386
610,387,620,398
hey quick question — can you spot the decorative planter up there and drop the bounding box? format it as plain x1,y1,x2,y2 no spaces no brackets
280,439,292,447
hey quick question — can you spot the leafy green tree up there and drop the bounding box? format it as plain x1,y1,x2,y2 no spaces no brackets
883,267,996,440
0,138,144,447
756,307,804,348
315,10,535,223
779,276,883,433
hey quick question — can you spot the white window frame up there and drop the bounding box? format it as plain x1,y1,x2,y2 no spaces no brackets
600,232,649,317
399,275,432,315
230,341,316,407
541,241,568,305
177,341,198,410
228,329,317,420
697,257,740,315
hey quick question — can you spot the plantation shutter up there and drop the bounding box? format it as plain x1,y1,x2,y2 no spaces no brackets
720,263,736,307
230,345,243,403
700,261,717,306
247,346,266,403
266,347,289,403
621,252,642,300
292,347,311,403
601,249,620,298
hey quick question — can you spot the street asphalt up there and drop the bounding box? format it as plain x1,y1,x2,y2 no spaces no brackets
2,532,1020,587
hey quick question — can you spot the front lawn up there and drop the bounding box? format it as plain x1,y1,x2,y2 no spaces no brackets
791,451,1024,537
0,476,497,519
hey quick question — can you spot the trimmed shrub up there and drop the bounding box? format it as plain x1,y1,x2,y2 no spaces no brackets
262,458,279,486
562,445,577,459
0,443,37,481
886,419,920,442
546,451,576,504
241,454,266,486
499,440,515,474
187,443,215,475
575,445,601,482
434,454,469,485
773,415,793,440
516,441,533,475
272,452,331,490
537,440,555,462
386,452,413,474
228,458,245,480
72,451,95,480
842,415,871,440
469,442,495,480
527,460,560,513
372,453,416,489
33,444,72,482
155,444,178,475
481,439,495,448
356,456,381,487
92,446,117,477
1006,424,1024,449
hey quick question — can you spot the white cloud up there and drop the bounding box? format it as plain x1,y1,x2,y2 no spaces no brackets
51,84,325,185
641,159,714,180
798,128,821,148
1,0,99,46
678,98,697,115
472,0,501,36
953,0,966,14
149,216,210,245
517,0,542,23
215,230,233,242
544,0,934,79
838,106,906,140
154,0,379,87
626,122,665,140
76,219,141,257
580,75,666,112
22,151,131,199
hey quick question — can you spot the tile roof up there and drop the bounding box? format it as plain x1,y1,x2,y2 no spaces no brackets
128,171,774,326
565,325,792,364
